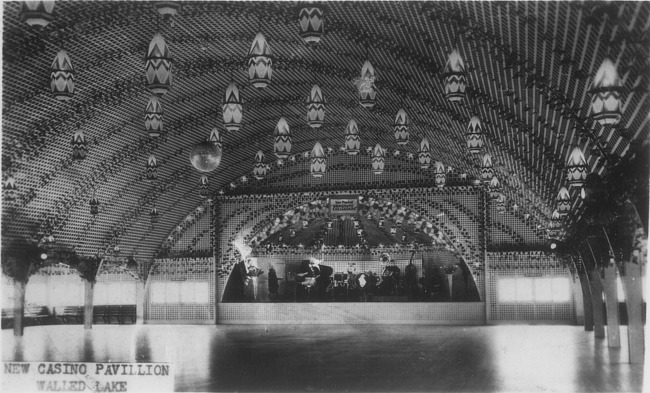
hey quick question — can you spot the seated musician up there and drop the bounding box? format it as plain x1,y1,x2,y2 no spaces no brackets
294,257,333,302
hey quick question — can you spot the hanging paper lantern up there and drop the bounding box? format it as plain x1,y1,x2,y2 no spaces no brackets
358,60,377,108
442,49,467,102
394,109,409,145
71,130,87,160
248,32,272,89
418,137,431,169
310,142,326,178
590,58,623,126
146,155,158,181
50,50,75,101
307,84,325,128
556,186,571,216
199,175,210,199
371,144,385,175
153,2,180,16
480,153,494,184
150,207,160,224
299,6,324,44
222,82,243,132
208,128,223,150
145,33,172,96
495,193,506,214
390,227,397,235
433,161,446,188
3,175,17,201
145,96,164,137
344,119,360,155
273,117,291,159
253,150,267,180
466,116,484,154
566,147,588,187
379,219,385,228
547,210,563,240
90,197,100,215
190,141,222,172
20,1,55,27
488,176,501,200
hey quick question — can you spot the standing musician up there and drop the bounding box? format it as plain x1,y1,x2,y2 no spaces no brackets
294,257,333,302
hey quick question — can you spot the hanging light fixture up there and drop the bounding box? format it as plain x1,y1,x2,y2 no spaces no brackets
590,58,623,126
273,117,291,159
495,193,506,214
253,150,267,180
466,116,484,154
442,49,467,102
150,207,160,224
298,6,324,44
145,33,172,96
190,140,222,173
20,1,55,27
146,155,158,181
71,129,87,160
145,96,164,138
547,210,563,240
90,196,100,215
310,142,326,178
344,119,360,155
248,32,272,89
488,176,501,200
208,128,223,150
556,186,571,216
307,84,325,128
418,137,431,169
222,81,243,132
480,153,494,184
358,60,376,108
371,143,385,175
433,161,446,188
50,50,75,101
566,146,588,187
199,175,210,199
3,175,17,201
394,108,409,145
153,2,181,16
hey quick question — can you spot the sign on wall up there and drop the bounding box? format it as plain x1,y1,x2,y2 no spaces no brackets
329,195,358,215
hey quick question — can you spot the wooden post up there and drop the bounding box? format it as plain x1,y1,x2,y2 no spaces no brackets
13,280,26,337
589,270,606,338
602,264,621,347
622,260,644,364
578,273,594,331
136,281,146,324
83,279,95,329
572,275,585,326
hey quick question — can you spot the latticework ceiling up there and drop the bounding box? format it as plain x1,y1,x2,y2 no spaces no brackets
2,1,649,260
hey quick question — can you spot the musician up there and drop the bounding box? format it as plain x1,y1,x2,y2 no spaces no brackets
294,257,333,302
223,257,252,302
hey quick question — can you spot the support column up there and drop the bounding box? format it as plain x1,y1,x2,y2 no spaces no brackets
573,275,585,326
579,273,594,331
136,281,146,324
622,260,644,364
602,264,620,347
13,280,26,337
83,280,94,329
589,270,606,338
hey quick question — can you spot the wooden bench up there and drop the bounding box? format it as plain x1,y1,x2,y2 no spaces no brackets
1,309,15,329
57,306,84,324
2,306,53,328
119,305,136,324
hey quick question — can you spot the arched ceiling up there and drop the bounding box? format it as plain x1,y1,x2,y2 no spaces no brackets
2,1,649,260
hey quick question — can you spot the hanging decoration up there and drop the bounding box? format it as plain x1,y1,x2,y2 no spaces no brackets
253,150,267,180
307,84,325,128
344,119,360,155
145,33,172,96
371,143,385,175
310,142,326,178
153,2,181,16
556,186,571,216
50,50,75,101
190,140,222,173
20,0,55,27
150,207,160,224
3,175,17,201
146,155,158,181
480,153,494,184
465,116,484,154
566,146,588,187
145,96,164,138
442,49,467,102
394,108,409,145
547,210,563,240
590,58,623,126
71,129,87,160
248,32,273,89
208,128,223,150
488,176,501,200
90,196,100,215
299,6,324,44
199,175,210,199
357,60,377,108
223,81,243,132
273,117,291,159
495,193,506,214
433,161,446,188
418,137,431,169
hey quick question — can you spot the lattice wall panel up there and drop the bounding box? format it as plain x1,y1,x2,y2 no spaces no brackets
487,202,546,247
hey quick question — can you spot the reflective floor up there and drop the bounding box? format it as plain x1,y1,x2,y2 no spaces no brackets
2,324,644,392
